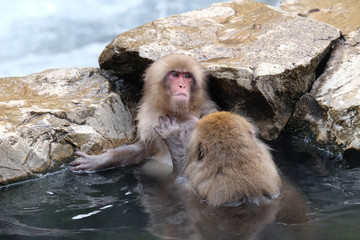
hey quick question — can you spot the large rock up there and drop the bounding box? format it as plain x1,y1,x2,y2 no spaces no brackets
0,68,133,185
99,0,340,140
288,28,360,152
281,0,360,35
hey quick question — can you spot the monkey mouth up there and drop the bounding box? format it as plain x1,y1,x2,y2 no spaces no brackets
174,94,189,101
173,94,189,107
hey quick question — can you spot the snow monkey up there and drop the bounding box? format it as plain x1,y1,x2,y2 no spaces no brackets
154,111,282,207
69,54,217,172
149,112,309,239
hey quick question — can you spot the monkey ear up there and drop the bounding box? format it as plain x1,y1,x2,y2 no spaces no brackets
198,143,205,161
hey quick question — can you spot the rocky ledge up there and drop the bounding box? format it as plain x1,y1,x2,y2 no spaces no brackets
0,68,132,184
1,0,359,185
99,0,340,140
288,28,360,154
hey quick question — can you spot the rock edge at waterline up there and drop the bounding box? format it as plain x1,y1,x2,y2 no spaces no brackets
0,68,133,185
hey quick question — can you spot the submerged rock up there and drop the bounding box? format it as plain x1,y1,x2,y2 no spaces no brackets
281,0,360,35
0,68,133,184
99,0,340,140
288,28,360,152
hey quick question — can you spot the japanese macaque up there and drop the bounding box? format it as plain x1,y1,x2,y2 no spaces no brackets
148,111,309,239
69,54,217,172
155,111,282,206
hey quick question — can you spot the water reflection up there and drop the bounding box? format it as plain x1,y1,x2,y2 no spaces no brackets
136,166,310,239
0,169,154,239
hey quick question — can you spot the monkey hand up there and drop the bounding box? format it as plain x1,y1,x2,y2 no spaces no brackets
154,115,181,142
154,115,188,175
69,151,113,172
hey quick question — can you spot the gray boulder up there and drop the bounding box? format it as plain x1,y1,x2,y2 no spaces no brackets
288,28,360,153
99,0,340,140
0,68,132,184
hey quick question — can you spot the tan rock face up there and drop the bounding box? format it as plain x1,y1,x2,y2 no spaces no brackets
289,28,360,151
281,0,360,35
0,68,133,184
99,0,340,140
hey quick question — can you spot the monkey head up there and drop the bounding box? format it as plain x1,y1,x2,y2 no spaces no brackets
142,54,208,116
184,111,282,207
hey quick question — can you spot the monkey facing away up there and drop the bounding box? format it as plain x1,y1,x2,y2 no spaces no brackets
69,54,217,172
150,111,309,239
155,111,282,206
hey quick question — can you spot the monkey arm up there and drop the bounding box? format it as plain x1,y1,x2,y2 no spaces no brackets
164,136,188,176
154,116,192,176
69,141,148,172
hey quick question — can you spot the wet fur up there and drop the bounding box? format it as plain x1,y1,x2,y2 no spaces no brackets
185,112,282,206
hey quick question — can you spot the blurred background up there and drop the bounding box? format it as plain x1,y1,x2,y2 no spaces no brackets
0,0,280,77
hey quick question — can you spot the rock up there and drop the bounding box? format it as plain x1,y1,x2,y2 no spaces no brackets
0,68,133,185
288,28,360,152
98,0,340,140
280,0,360,35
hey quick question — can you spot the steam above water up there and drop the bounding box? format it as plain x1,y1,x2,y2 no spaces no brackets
0,0,279,77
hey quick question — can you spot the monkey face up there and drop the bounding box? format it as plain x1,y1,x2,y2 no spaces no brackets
165,71,193,109
141,54,209,115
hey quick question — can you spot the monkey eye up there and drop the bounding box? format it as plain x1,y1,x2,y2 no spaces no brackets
170,71,179,78
184,72,193,79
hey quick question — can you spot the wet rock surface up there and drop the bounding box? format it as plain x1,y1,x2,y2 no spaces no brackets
288,28,360,153
0,68,133,184
99,0,340,140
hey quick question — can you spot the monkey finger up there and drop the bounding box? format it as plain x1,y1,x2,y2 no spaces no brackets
159,116,166,129
163,115,172,128
75,151,89,158
69,158,83,167
153,126,163,136
69,164,89,172
170,116,178,126
69,166,79,171
69,157,92,169
70,154,88,163
68,161,77,167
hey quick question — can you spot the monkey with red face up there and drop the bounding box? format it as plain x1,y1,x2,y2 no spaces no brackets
69,54,217,172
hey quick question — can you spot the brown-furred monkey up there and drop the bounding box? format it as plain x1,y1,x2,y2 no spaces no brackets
69,54,217,172
155,111,288,206
150,111,309,239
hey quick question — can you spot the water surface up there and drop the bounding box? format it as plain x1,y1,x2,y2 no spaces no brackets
1,0,360,239
1,138,360,239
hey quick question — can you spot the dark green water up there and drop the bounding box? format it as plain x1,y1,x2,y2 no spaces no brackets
1,138,360,240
